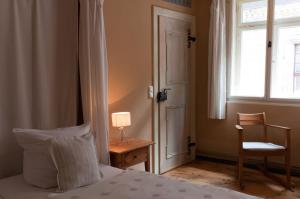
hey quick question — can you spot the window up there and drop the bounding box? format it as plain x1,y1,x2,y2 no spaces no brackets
294,44,300,92
231,0,268,98
164,0,192,8
230,0,300,100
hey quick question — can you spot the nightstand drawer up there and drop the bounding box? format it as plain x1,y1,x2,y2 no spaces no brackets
124,147,148,166
109,138,154,172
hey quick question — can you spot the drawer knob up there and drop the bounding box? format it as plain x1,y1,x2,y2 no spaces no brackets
134,155,137,159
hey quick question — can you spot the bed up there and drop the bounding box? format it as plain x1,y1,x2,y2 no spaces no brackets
0,164,122,199
0,164,260,199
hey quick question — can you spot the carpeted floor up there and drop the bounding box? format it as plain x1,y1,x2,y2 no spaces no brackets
163,160,300,199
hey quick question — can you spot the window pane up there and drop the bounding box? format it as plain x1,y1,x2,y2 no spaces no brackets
294,76,300,92
295,45,300,73
241,0,267,23
231,29,266,97
275,0,300,20
271,26,300,99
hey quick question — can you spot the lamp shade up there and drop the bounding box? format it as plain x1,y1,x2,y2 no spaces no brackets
112,112,131,128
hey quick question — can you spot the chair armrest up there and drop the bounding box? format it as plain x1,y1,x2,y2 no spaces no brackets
235,125,244,147
265,124,291,131
266,124,291,148
235,125,244,132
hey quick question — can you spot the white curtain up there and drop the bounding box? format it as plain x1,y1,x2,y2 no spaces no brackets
0,0,79,178
79,0,110,164
208,0,227,120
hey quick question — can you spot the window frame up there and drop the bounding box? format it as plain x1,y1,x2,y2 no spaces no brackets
294,44,300,92
229,0,300,103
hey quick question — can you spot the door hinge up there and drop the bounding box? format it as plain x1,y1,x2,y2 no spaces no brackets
187,136,196,153
188,31,196,48
268,41,272,48
165,146,168,159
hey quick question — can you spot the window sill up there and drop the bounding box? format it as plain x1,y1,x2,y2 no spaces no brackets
227,98,300,107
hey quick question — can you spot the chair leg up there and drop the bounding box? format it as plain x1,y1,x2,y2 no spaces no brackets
264,156,268,170
285,152,291,189
238,155,244,189
236,164,239,179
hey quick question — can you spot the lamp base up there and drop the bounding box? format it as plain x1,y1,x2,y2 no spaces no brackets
120,128,128,143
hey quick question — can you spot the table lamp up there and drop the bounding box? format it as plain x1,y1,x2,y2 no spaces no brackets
112,112,131,142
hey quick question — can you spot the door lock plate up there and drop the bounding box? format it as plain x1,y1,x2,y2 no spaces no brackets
157,88,171,103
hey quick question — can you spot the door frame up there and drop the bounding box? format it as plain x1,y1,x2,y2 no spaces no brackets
152,6,196,174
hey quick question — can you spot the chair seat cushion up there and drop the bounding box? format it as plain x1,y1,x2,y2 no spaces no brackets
243,142,285,151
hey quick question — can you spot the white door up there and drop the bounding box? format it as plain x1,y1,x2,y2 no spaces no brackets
158,13,195,173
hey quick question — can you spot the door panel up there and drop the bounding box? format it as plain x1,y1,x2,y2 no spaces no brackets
166,31,187,84
166,106,187,159
159,15,193,173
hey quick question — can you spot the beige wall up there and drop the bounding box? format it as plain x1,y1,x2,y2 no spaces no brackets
195,0,300,168
105,0,300,169
104,0,195,141
198,102,300,167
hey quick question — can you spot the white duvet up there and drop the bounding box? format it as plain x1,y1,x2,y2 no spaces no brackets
52,170,260,199
0,165,122,199
0,166,260,199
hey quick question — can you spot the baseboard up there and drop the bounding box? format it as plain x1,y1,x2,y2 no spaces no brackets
196,151,300,177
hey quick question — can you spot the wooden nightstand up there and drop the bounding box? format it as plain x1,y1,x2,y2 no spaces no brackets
109,138,154,172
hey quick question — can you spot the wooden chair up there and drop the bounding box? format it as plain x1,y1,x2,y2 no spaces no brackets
235,112,292,190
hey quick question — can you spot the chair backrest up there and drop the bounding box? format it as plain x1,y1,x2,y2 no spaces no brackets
237,112,266,126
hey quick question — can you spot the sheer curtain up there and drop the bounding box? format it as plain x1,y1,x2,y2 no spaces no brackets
0,0,79,178
79,0,110,164
208,0,227,120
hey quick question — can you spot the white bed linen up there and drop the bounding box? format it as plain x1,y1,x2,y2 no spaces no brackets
0,166,260,199
53,170,260,199
0,164,122,199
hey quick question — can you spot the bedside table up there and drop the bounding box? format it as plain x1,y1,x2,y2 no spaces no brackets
109,138,154,172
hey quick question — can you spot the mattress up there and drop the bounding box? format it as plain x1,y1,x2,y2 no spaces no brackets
0,164,123,199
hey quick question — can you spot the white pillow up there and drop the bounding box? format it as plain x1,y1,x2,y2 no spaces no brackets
13,123,91,188
50,133,101,192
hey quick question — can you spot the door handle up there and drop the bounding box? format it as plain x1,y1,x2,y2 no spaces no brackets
157,88,171,103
